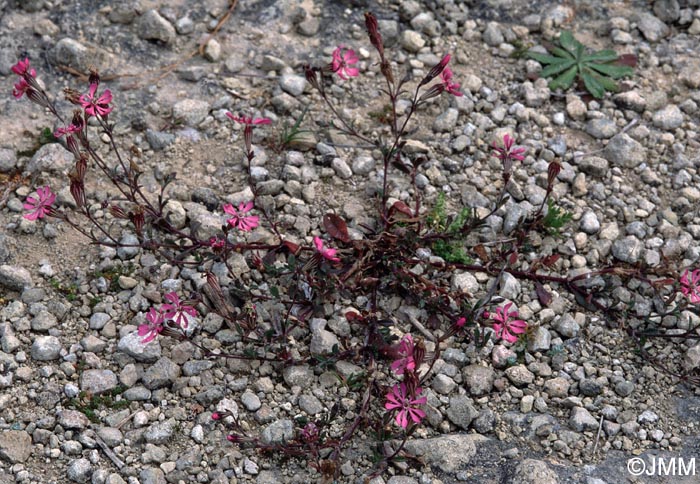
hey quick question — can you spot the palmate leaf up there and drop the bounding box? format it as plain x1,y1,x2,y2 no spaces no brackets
528,30,634,98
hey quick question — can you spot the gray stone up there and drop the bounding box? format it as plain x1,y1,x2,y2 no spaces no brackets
569,407,598,432
310,319,339,355
473,409,496,434
0,431,32,463
612,236,644,263
400,30,425,52
117,233,140,260
241,391,262,411
523,80,550,107
505,365,534,386
579,156,608,177
482,22,504,46
139,468,166,484
579,378,603,396
89,312,110,329
652,104,683,130
580,211,600,234
433,108,459,132
137,9,176,44
403,435,478,473
172,99,210,126
654,0,680,23
603,133,646,168
298,394,324,415
0,148,17,173
0,265,33,291
80,369,118,394
31,335,61,361
52,38,112,73
638,410,659,424
279,74,306,97
67,458,92,483
462,365,495,396
97,427,123,447
432,374,457,394
297,17,320,37
585,118,617,139
636,12,670,42
452,272,479,294
143,357,181,390
261,419,294,444
615,380,634,397
511,459,558,484
123,386,151,401
118,331,161,362
282,365,313,388
446,395,478,429
527,327,551,352
351,155,375,175
175,17,194,35
31,310,57,332
331,158,352,179
57,409,90,430
553,314,580,338
146,130,175,150
203,38,221,62
544,377,570,398
144,419,175,444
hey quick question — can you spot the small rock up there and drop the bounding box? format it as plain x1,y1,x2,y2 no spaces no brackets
586,118,617,139
118,331,161,363
612,236,644,263
652,104,683,130
603,133,646,168
331,158,352,179
80,369,118,394
0,265,33,291
31,335,61,361
261,420,294,444
505,365,534,386
400,30,425,52
137,10,176,44
462,365,495,396
403,435,477,473
143,357,181,390
512,459,558,484
636,12,670,42
67,458,92,483
569,407,598,432
279,74,306,97
172,99,210,126
0,431,32,463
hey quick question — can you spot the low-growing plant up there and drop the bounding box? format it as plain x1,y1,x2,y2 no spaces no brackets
527,30,635,98
9,13,700,481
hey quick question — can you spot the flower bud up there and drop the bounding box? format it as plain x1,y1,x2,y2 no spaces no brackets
69,174,86,209
64,87,82,105
88,68,100,87
419,54,450,87
547,160,561,191
304,65,320,91
364,12,384,58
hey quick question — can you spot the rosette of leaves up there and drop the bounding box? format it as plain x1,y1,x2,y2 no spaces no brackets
527,31,634,99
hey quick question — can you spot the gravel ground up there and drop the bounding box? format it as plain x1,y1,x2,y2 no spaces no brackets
2,0,700,483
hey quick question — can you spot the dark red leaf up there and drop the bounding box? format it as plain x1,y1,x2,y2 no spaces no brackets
281,240,300,255
616,54,637,67
508,251,518,266
542,254,560,268
474,244,489,262
323,213,350,243
535,281,552,306
389,201,413,218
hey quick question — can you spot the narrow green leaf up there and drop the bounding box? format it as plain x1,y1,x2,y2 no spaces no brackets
549,45,575,60
587,70,619,92
540,59,576,78
587,62,634,79
582,50,619,63
582,71,605,98
549,65,578,91
558,31,577,53
527,51,565,64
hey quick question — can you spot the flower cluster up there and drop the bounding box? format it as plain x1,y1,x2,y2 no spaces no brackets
79,82,113,117
492,134,527,177
23,186,55,221
331,45,359,80
385,334,427,428
485,302,527,343
313,236,340,263
138,292,198,343
11,58,36,100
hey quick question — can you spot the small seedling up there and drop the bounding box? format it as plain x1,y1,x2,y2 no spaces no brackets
527,30,634,98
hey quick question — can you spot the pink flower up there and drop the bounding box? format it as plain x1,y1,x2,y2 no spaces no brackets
79,83,113,117
11,58,36,77
223,201,259,231
54,122,83,138
455,317,467,328
680,269,700,304
138,307,164,343
211,412,221,420
488,302,527,344
313,236,340,262
440,66,462,97
12,78,31,99
492,134,527,164
385,383,427,428
390,334,416,375
161,292,198,329
23,186,55,221
225,112,271,125
300,422,320,443
331,45,359,80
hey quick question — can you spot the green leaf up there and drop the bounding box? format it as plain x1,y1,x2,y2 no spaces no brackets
550,65,578,91
589,71,619,92
582,50,619,63
582,71,605,99
558,31,578,54
586,62,634,79
540,59,576,78
270,286,280,298
527,51,565,64
549,45,576,60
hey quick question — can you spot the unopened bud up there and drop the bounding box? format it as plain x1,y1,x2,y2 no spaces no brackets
64,88,82,105
110,204,127,219
88,68,100,87
129,206,145,235
419,54,450,87
69,175,86,208
547,160,561,190
413,338,426,369
418,84,445,102
364,12,384,58
304,65,320,91
380,60,394,85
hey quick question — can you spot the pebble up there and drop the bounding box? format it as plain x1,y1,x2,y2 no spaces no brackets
0,430,32,463
67,458,92,483
603,134,646,168
31,335,62,361
0,265,33,291
137,9,176,44
142,357,181,389
402,435,477,473
261,419,294,444
652,104,683,130
462,365,495,396
505,365,534,386
118,331,161,362
400,30,425,52
80,369,118,394
569,407,598,432
611,236,644,263
512,459,559,484
172,99,210,126
279,74,307,97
